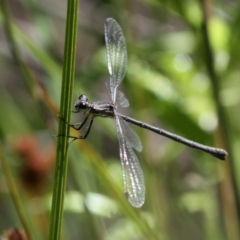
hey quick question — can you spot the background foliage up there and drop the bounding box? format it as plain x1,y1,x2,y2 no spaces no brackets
0,0,239,239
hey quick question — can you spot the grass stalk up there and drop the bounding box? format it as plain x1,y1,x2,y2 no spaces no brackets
48,0,79,239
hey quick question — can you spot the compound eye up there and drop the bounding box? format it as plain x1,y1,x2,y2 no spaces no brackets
80,102,87,109
79,94,88,102
74,94,89,111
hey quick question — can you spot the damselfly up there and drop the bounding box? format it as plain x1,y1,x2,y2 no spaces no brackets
60,18,228,208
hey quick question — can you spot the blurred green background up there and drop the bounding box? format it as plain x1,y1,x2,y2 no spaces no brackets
0,0,239,239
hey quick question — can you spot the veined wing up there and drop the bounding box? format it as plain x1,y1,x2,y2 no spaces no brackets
115,115,145,208
105,18,127,103
116,91,129,108
118,115,142,152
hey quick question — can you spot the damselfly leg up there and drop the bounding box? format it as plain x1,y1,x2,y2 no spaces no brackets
57,115,94,140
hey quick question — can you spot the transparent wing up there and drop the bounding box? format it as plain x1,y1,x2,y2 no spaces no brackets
116,91,129,108
118,116,142,152
115,115,145,208
105,18,127,103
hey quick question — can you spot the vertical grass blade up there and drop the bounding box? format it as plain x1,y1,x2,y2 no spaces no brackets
49,1,79,239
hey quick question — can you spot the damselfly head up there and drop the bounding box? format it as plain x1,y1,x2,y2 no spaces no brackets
74,94,89,111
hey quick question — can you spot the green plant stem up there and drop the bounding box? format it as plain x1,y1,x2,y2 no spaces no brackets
48,0,79,239
0,0,33,92
200,0,240,239
0,143,33,240
0,0,57,126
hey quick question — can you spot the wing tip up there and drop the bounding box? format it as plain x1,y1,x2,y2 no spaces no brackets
105,17,115,26
125,191,145,208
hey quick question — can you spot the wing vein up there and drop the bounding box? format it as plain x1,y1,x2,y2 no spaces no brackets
115,116,145,208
